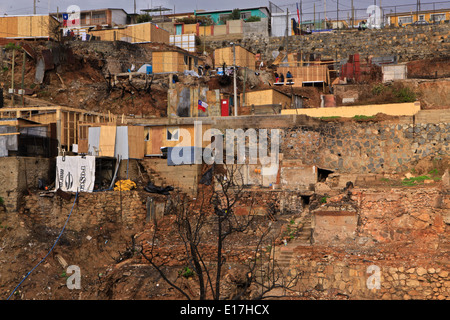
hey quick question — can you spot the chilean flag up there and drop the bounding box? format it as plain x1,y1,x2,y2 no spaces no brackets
63,13,68,27
198,100,208,112
296,3,300,23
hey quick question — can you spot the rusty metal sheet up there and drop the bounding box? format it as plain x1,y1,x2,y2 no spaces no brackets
41,49,54,71
20,43,36,60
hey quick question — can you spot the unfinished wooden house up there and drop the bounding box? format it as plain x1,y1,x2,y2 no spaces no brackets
0,118,56,157
276,65,329,88
214,45,256,69
0,106,115,154
0,15,60,39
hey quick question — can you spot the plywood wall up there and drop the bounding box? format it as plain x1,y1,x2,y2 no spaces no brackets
89,22,169,44
99,125,116,157
214,46,255,69
242,89,290,107
152,51,192,73
183,24,197,34
272,90,292,108
0,15,58,38
198,25,212,36
144,124,212,155
128,126,144,159
152,51,180,73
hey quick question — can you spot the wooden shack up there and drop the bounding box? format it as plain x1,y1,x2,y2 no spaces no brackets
0,15,59,39
214,45,256,69
152,50,200,73
241,89,292,109
88,22,169,44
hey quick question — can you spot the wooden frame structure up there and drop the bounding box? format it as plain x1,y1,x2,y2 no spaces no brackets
0,106,116,153
276,65,329,88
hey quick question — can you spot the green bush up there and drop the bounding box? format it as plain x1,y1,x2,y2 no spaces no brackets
179,266,195,278
245,16,261,22
394,87,416,102
353,115,375,121
5,42,21,50
136,13,152,23
371,83,386,96
402,175,431,186
177,16,213,26
320,196,328,203
320,116,341,120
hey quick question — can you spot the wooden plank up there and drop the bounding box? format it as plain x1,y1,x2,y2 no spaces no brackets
128,126,144,159
78,139,88,153
99,125,116,157
0,132,20,136
151,127,163,155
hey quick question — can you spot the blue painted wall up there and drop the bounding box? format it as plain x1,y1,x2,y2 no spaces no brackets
196,8,268,25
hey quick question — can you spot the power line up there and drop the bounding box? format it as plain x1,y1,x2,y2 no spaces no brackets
6,191,79,300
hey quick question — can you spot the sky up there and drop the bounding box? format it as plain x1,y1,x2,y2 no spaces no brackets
0,0,447,19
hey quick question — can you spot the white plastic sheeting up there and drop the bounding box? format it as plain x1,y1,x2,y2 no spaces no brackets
114,126,129,160
56,155,96,193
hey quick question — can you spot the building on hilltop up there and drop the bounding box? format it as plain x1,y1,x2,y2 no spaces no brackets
194,7,270,25
386,8,450,26
51,8,128,28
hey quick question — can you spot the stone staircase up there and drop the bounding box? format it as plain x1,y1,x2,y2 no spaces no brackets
253,215,314,298
274,214,314,269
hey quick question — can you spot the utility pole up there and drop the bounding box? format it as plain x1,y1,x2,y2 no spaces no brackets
351,0,354,28
324,0,327,29
285,9,289,55
416,0,419,22
203,22,206,55
232,43,237,117
21,51,25,106
242,67,247,107
314,3,316,30
380,0,383,27
337,0,339,30
11,49,15,106
300,0,302,33
33,0,36,14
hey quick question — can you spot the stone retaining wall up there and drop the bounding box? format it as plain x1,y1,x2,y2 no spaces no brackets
282,120,450,173
292,258,450,300
206,24,450,63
